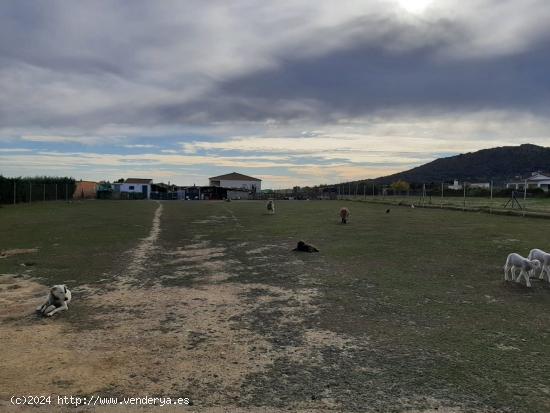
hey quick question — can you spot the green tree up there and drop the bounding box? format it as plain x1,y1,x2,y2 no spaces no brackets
390,180,410,193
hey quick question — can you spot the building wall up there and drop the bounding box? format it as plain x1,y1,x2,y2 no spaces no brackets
73,181,98,199
219,179,261,191
469,183,490,189
120,183,151,198
506,180,550,192
227,190,251,200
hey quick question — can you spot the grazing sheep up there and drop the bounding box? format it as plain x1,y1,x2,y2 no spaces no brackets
339,207,350,224
503,253,541,287
528,248,550,281
293,240,319,253
36,284,72,317
266,200,275,214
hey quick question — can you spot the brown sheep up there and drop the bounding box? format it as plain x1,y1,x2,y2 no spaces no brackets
339,207,350,224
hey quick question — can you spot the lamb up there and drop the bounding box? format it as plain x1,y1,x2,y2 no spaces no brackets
266,200,275,214
36,284,72,316
339,207,350,224
503,253,541,287
528,248,550,282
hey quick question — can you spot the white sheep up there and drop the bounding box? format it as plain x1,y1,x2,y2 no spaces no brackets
503,253,541,287
528,248,550,282
266,200,275,214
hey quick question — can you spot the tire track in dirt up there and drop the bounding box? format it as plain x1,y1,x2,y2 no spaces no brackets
125,201,163,280
223,206,243,228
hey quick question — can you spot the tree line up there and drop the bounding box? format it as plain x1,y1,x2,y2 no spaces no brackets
0,176,76,204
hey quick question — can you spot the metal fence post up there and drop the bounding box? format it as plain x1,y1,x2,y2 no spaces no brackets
490,180,493,214
43,183,46,201
66,183,68,202
29,182,32,204
55,184,58,201
441,182,443,208
13,181,16,204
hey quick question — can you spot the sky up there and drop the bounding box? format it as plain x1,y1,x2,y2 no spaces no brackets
1,0,550,188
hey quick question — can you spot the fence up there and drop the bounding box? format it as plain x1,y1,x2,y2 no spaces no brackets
330,181,550,216
0,177,76,205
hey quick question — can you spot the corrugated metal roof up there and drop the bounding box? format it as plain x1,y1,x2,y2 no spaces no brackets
125,178,153,184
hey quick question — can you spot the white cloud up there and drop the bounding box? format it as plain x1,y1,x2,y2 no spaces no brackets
0,148,32,152
123,144,157,149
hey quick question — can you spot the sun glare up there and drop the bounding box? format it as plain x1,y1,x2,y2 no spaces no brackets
397,0,433,14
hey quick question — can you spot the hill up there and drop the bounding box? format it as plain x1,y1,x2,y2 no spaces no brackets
362,144,550,185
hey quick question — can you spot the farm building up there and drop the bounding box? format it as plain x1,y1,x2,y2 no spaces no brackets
468,182,490,189
209,172,261,193
96,182,113,199
113,178,153,199
506,172,550,192
150,183,178,200
176,186,252,200
73,181,98,199
448,180,463,190
226,188,253,200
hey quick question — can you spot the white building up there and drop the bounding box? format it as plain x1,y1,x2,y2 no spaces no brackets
115,178,153,199
209,172,262,192
448,180,490,190
448,179,462,190
506,172,550,192
468,182,490,189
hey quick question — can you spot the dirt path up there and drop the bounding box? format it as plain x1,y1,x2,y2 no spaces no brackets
125,201,163,279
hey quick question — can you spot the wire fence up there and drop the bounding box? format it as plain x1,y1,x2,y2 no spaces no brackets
0,178,76,205
329,181,550,217
258,180,550,218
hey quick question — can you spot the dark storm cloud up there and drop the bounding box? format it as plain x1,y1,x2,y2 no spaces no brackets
213,27,550,121
1,0,550,130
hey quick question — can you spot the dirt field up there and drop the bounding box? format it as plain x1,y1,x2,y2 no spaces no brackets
1,200,550,412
